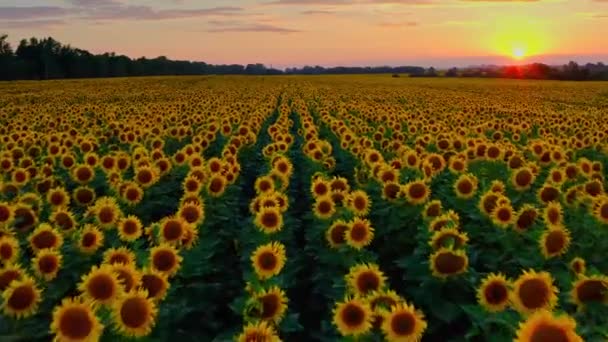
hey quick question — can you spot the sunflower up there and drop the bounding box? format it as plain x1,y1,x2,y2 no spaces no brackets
251,241,286,280
177,201,205,226
50,208,77,234
159,216,188,245
182,175,202,194
311,177,330,198
134,166,159,189
453,173,478,199
514,205,539,232
569,257,586,275
71,164,95,185
117,215,143,242
79,265,123,305
28,223,63,253
149,244,182,277
0,263,24,291
112,289,157,337
333,297,373,337
2,276,42,318
368,289,402,312
0,201,14,226
206,174,227,197
255,175,275,194
346,190,371,216
253,286,288,324
11,167,30,186
47,186,70,208
428,210,460,232
430,248,468,278
103,247,136,266
346,263,387,296
139,268,170,301
51,297,103,342
326,220,350,248
0,235,20,264
540,226,571,259
570,274,608,308
92,197,122,229
511,167,536,191
422,200,442,220
78,224,105,255
72,186,96,207
33,249,62,281
403,180,430,205
381,302,427,342
489,180,506,194
12,203,38,232
477,273,511,312
537,184,560,205
382,182,401,201
180,224,199,250
121,182,144,206
592,196,608,225
236,321,281,342
514,310,583,342
542,202,563,228
112,263,142,293
313,195,336,219
478,191,501,218
490,202,515,229
254,207,283,234
345,218,374,250
429,227,468,250
511,270,559,315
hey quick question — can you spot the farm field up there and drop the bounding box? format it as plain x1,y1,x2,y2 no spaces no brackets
0,75,607,341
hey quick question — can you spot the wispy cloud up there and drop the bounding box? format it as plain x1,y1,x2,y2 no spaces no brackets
207,23,301,33
300,10,335,15
82,6,244,20
378,21,419,27
0,6,69,20
2,19,67,29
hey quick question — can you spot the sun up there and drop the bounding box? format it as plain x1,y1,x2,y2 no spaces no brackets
512,47,526,60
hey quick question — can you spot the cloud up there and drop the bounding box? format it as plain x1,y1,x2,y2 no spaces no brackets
0,6,70,20
207,23,301,33
378,21,419,27
266,0,351,4
2,19,67,29
300,10,335,15
66,0,120,6
82,6,244,20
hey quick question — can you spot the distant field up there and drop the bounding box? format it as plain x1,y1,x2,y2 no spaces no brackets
0,75,607,341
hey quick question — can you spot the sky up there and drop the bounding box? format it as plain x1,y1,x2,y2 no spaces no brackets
1,0,607,68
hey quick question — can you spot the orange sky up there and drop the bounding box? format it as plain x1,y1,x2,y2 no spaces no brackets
2,0,608,67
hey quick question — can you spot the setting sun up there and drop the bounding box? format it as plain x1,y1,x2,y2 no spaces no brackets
512,47,526,60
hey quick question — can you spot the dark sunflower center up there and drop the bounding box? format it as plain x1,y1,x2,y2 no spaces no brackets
59,307,93,339
260,294,280,319
341,304,365,327
7,285,35,310
142,275,164,298
32,231,57,249
484,282,508,304
545,231,566,254
391,312,416,336
258,252,277,271
88,275,115,300
530,323,569,342
519,278,549,309
356,271,380,294
38,256,58,274
434,252,466,275
153,251,176,272
120,297,149,328
576,280,607,303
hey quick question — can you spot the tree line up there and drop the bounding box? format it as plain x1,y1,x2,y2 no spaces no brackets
1,34,607,81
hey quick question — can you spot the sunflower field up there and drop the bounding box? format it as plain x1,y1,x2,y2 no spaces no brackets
0,75,607,341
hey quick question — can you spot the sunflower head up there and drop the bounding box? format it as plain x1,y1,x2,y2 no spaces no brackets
345,218,374,250
539,226,571,259
570,275,608,308
236,321,280,342
430,248,468,279
112,263,142,293
453,173,478,199
78,224,105,254
103,247,136,266
139,268,170,301
491,202,515,229
2,276,42,318
429,227,469,250
79,264,123,305
422,199,442,220
251,241,286,280
313,195,336,219
346,263,387,296
514,310,583,342
477,273,511,312
332,297,373,337
403,180,430,205
254,207,283,234
569,257,586,275
28,223,63,253
0,235,20,264
511,269,559,315
33,249,63,281
149,244,182,277
250,286,288,324
514,205,539,233
112,289,158,337
381,302,427,342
